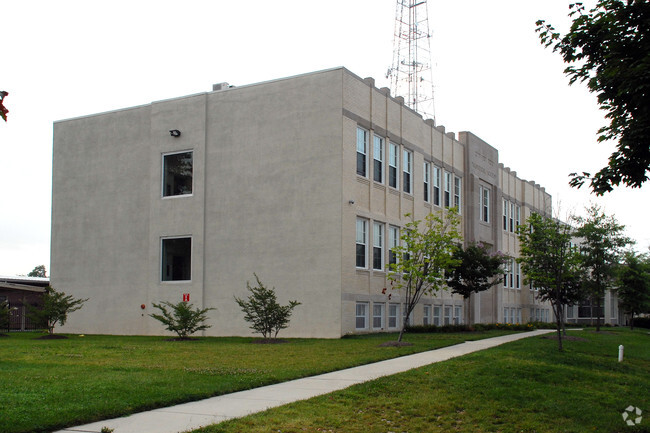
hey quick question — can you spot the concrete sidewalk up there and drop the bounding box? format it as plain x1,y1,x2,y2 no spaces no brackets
56,329,554,433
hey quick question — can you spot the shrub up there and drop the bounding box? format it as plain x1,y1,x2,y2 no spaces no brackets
0,301,9,333
27,286,87,335
150,301,215,340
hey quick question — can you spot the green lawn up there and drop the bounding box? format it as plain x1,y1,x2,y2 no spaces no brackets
192,328,650,433
0,330,513,433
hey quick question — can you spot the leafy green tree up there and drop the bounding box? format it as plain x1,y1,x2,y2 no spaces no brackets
517,214,583,351
536,1,650,194
0,300,10,333
387,209,462,342
616,251,650,330
150,301,215,340
447,242,508,323
27,286,88,335
235,274,301,339
28,265,47,278
573,205,632,331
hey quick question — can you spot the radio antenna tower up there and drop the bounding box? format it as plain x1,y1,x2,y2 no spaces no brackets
387,0,435,122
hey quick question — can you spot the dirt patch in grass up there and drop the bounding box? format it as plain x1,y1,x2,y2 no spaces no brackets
35,334,68,340
378,341,414,347
542,335,587,341
251,338,289,344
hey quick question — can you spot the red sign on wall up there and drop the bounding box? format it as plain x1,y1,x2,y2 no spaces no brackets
182,293,190,302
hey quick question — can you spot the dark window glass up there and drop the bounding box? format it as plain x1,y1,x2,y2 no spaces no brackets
161,237,191,281
356,243,366,267
163,152,193,197
357,153,366,177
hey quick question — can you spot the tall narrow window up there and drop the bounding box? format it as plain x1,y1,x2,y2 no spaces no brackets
373,135,384,183
433,305,441,326
509,202,515,232
355,302,368,329
423,162,431,202
516,205,521,230
480,186,490,222
388,225,399,266
423,305,431,326
444,306,452,325
356,218,367,268
373,303,385,329
509,258,514,287
373,222,384,271
403,150,412,194
432,166,441,206
454,306,462,325
388,303,400,328
356,127,368,177
161,237,192,281
504,307,510,323
454,176,462,210
515,262,521,289
389,142,399,189
444,171,452,207
163,151,193,197
503,199,509,230
503,259,509,287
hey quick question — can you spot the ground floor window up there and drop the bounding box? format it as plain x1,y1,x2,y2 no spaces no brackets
355,302,368,329
388,303,400,328
444,306,452,325
454,305,462,324
433,305,441,326
423,305,431,326
161,236,192,281
373,302,384,329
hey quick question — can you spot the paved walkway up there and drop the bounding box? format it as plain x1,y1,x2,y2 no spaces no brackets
56,329,554,433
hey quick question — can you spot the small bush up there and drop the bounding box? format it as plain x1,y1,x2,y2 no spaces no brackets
150,301,215,340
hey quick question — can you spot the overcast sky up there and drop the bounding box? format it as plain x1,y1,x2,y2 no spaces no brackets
1,0,648,277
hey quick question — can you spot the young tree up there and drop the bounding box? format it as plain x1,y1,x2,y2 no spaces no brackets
616,251,650,330
517,213,583,351
235,274,301,340
0,300,10,333
150,301,215,340
387,209,462,342
573,205,632,331
27,286,88,335
28,265,47,278
536,1,650,194
447,242,508,323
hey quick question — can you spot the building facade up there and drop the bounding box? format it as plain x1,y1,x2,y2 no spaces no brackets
52,67,578,338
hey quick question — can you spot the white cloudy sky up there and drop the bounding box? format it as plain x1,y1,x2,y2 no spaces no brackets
1,0,648,276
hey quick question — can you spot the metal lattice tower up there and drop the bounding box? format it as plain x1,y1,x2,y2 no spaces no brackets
387,0,435,121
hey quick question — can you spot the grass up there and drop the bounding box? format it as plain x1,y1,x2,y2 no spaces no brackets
0,329,514,433
192,328,650,433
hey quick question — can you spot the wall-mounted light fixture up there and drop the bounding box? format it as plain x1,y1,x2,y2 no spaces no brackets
348,199,355,205
169,129,181,137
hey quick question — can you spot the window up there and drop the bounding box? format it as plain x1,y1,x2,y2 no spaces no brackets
423,305,431,325
373,303,385,329
515,262,521,289
480,186,490,222
403,150,412,194
504,307,510,323
503,259,509,287
454,306,462,325
530,308,535,322
433,305,441,326
516,205,521,230
389,142,399,188
443,171,452,207
510,308,516,325
163,151,193,197
356,127,368,177
423,162,431,202
503,199,509,231
567,305,575,319
444,306,452,325
509,258,514,288
432,166,441,206
388,303,400,328
356,218,367,268
403,305,413,326
161,237,192,281
373,135,384,183
454,176,462,210
388,225,399,266
509,202,515,232
517,309,522,325
355,302,369,329
373,222,384,271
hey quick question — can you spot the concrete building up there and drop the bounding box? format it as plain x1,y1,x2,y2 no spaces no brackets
52,67,573,338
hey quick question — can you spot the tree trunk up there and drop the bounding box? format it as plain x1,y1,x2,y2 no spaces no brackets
596,296,602,332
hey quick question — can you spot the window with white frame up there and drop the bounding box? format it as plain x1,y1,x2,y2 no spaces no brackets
403,149,412,194
388,303,400,328
356,302,369,329
517,308,522,324
433,305,441,325
480,186,490,222
373,302,385,329
567,305,575,319
423,162,431,203
530,307,535,322
504,307,510,323
503,259,509,287
509,258,514,288
373,135,384,183
515,262,521,289
432,166,441,206
388,225,399,267
444,305,452,325
389,142,399,189
509,202,515,232
503,199,509,231
454,305,462,325
161,236,192,281
356,218,367,268
510,308,515,324
163,151,193,197
373,222,384,271
443,171,452,207
516,205,521,230
423,305,432,325
454,176,462,210
356,127,368,177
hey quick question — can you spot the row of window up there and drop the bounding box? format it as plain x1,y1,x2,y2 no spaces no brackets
356,302,463,330
503,258,521,289
503,199,521,233
356,127,462,209
356,218,400,270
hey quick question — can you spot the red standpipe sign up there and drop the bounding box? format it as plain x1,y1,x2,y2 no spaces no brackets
182,293,190,302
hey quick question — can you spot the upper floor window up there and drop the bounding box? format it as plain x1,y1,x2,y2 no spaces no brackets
509,202,515,233
432,166,441,206
480,186,490,223
356,127,368,177
356,218,368,268
389,142,399,189
516,205,521,231
403,150,412,194
503,199,509,230
423,162,431,203
163,151,193,197
161,236,192,281
373,222,384,271
388,225,399,266
373,135,384,183
454,176,462,210
443,171,452,207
